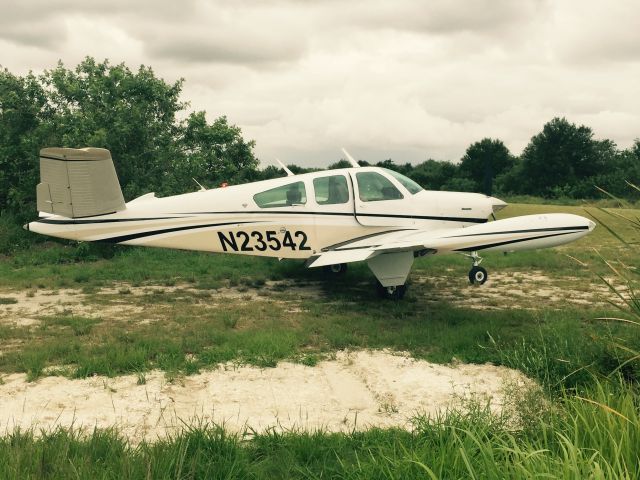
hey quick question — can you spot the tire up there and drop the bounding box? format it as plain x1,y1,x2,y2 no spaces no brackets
468,266,488,285
376,282,407,300
323,263,348,276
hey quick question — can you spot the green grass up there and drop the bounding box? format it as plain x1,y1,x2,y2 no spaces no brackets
0,202,638,385
0,296,637,389
1,201,639,478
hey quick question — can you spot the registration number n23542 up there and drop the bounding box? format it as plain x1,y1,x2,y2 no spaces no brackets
218,230,311,252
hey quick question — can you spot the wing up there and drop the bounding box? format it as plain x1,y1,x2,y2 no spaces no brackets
306,213,593,268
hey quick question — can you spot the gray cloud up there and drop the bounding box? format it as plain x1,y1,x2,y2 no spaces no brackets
0,0,638,167
144,30,306,65
351,0,547,35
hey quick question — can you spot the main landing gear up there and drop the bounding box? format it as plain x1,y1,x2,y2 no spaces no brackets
323,263,348,276
465,251,488,285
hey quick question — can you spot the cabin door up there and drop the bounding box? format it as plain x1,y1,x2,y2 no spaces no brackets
349,171,415,227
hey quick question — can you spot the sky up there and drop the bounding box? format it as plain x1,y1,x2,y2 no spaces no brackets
1,0,639,168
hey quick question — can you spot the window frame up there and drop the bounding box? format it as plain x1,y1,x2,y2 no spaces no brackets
382,168,423,195
253,181,307,208
355,171,405,202
312,174,350,205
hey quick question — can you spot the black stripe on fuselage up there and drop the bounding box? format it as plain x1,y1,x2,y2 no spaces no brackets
321,229,414,252
454,231,577,252
445,225,588,239
37,210,487,225
181,210,488,223
98,221,259,244
36,217,189,225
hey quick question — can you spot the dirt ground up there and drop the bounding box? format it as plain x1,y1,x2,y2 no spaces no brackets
0,350,528,443
0,271,617,328
0,271,614,442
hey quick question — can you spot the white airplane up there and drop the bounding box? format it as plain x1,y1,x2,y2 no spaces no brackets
27,147,595,299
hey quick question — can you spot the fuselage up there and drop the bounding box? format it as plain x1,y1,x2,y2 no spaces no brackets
27,166,505,258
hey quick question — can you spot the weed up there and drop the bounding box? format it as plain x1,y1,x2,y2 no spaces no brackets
0,297,17,305
221,313,239,329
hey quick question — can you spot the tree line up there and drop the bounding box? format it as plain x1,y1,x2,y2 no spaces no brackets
1,57,639,229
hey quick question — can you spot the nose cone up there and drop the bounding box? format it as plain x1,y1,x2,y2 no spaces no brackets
487,196,508,213
588,219,596,231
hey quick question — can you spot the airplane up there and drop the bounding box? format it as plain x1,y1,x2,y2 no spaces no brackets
26,147,595,299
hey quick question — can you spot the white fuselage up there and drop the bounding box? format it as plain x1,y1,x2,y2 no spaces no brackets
27,166,592,259
27,167,494,256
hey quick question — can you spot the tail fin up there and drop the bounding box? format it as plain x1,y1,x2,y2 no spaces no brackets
37,147,126,218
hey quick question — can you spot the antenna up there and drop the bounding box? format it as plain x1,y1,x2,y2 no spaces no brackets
341,148,360,168
192,178,207,191
276,158,294,176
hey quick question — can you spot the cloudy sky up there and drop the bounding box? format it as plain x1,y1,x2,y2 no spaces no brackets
1,0,639,167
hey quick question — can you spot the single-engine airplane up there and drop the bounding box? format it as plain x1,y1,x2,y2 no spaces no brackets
26,147,595,299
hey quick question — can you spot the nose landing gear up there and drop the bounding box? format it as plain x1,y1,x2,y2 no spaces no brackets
465,251,488,285
376,281,407,300
469,265,488,285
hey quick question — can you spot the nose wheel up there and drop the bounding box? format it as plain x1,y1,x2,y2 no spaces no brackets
464,251,488,285
468,265,488,285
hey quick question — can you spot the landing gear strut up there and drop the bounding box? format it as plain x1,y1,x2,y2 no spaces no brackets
465,251,488,285
376,281,407,300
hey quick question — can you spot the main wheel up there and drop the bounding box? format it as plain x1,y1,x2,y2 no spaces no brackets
376,282,407,300
468,266,488,285
323,263,348,276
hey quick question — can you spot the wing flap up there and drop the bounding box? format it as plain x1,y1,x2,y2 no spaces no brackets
306,248,376,268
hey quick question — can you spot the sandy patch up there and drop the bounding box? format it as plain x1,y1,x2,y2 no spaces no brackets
0,288,148,326
415,271,616,310
0,350,527,443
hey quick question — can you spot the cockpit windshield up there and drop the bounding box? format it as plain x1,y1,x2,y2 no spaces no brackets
383,169,423,195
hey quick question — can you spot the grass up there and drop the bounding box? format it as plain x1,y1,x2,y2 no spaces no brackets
1,201,639,477
0,202,638,385
0,292,637,386
0,378,637,479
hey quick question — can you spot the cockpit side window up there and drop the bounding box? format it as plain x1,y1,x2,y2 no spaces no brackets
254,181,307,208
356,172,404,202
313,175,349,205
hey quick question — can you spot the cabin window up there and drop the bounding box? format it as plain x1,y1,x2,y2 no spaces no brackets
313,175,349,205
254,181,307,208
356,172,404,202
383,169,423,195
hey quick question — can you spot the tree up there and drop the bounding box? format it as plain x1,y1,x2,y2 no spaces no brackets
517,117,612,197
0,69,50,219
0,57,259,219
459,138,514,195
179,113,258,188
43,58,187,199
408,159,458,190
327,159,352,170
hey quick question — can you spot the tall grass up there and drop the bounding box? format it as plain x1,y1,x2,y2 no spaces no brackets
0,381,637,479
